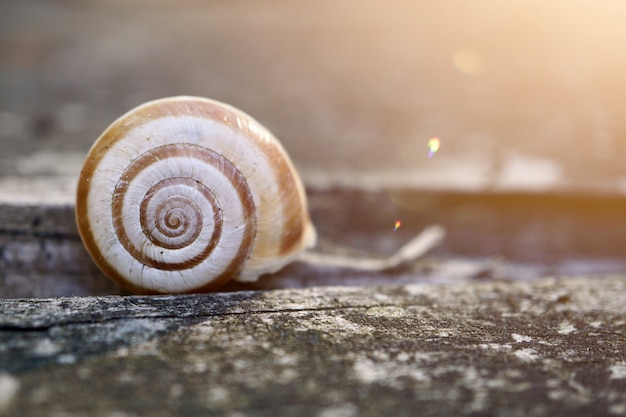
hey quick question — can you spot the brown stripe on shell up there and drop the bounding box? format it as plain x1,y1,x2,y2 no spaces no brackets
111,144,256,279
139,180,218,251
151,197,198,241
257,137,309,255
112,150,215,270
89,97,261,153
150,196,200,242
91,96,309,257
76,96,312,293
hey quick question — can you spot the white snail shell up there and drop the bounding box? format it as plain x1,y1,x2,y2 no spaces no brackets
76,96,316,294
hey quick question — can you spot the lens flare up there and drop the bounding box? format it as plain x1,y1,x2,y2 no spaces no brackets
428,137,440,158
394,220,401,231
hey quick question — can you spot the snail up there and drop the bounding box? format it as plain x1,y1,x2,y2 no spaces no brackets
76,96,316,294
76,96,445,295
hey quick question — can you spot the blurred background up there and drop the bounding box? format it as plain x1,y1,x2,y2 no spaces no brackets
2,0,626,192
4,0,626,295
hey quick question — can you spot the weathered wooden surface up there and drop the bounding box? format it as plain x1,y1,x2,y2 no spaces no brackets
1,276,625,416
4,183,626,297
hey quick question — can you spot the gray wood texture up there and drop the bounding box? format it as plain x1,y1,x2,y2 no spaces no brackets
1,277,625,416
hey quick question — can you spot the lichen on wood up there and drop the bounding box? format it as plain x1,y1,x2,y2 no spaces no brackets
0,276,624,416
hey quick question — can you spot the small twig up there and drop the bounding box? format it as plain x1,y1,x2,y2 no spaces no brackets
298,225,445,271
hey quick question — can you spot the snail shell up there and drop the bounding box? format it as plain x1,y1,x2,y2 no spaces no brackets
76,96,316,294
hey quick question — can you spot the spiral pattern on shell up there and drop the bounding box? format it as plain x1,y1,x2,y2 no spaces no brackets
76,96,316,294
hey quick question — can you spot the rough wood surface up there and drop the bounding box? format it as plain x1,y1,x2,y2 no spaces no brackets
1,276,625,416
4,184,626,298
